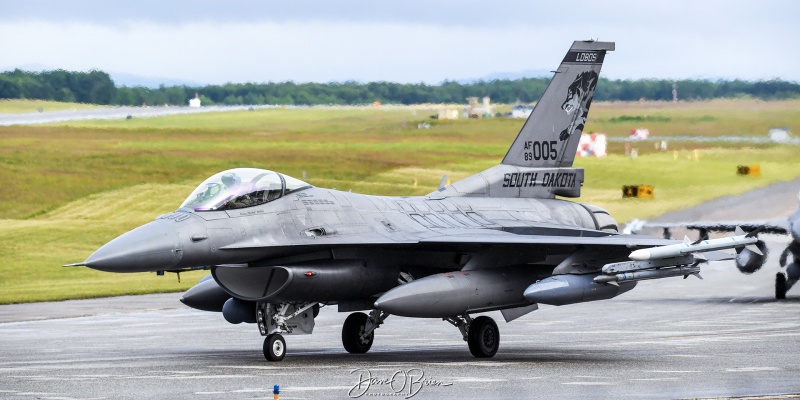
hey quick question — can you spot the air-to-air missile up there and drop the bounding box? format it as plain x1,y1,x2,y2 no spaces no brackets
628,227,761,261
593,227,760,285
526,228,761,303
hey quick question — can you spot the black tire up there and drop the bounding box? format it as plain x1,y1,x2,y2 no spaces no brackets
264,333,286,361
342,312,373,354
468,316,499,358
776,272,787,300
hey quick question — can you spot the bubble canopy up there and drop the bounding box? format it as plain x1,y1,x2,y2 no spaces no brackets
181,168,311,211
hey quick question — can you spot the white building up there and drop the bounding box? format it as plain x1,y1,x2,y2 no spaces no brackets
189,92,201,108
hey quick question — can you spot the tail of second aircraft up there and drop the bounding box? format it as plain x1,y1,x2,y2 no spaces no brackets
432,40,614,199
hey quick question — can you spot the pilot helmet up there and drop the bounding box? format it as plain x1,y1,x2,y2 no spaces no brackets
221,172,241,187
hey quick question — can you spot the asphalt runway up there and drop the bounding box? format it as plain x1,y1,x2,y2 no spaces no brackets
2,186,800,399
0,105,279,126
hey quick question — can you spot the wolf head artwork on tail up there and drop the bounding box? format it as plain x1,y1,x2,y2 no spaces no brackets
559,70,599,141
434,40,613,200
502,40,612,169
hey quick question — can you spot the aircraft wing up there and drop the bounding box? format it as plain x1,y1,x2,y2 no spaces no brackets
221,227,675,251
419,230,674,247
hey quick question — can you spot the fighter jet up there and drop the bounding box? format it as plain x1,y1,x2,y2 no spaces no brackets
68,40,751,362
625,193,800,299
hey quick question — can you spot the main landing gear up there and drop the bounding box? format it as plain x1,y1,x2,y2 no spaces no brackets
776,266,799,299
342,310,389,354
776,244,799,300
340,311,500,358
257,304,501,360
445,314,500,358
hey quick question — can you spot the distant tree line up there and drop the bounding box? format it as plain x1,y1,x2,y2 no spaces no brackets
0,69,116,104
2,69,799,106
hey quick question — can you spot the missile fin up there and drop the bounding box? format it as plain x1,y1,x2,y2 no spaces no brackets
745,226,764,238
683,236,692,244
693,252,707,260
693,272,703,280
745,244,763,255
735,226,745,236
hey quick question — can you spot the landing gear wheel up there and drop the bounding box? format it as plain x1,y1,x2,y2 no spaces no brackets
468,316,499,358
776,272,788,300
264,333,286,362
342,312,373,354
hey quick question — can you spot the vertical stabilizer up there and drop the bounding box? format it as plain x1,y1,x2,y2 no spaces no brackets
502,40,614,168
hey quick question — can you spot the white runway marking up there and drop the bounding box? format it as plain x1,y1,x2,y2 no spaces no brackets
725,367,781,372
561,382,612,386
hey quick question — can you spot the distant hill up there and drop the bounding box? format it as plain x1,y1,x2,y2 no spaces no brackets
458,69,552,83
109,72,204,88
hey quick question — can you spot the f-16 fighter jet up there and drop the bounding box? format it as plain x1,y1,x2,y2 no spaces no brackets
69,40,751,361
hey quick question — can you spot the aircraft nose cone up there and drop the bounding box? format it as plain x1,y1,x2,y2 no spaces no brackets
84,220,182,272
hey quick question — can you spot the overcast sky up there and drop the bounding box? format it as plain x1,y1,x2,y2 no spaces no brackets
1,0,797,86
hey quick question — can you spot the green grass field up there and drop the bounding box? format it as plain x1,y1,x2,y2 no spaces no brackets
0,99,99,114
1,99,799,304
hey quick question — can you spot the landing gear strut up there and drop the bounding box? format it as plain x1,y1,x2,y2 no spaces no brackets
445,314,500,358
256,302,317,361
342,309,389,354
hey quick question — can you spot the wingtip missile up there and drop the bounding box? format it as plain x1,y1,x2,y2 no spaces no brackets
628,249,651,261
629,232,759,261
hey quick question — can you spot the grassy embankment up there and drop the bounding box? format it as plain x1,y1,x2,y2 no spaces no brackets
1,99,799,304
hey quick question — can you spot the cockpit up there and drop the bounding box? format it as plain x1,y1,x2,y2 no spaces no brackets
180,168,311,211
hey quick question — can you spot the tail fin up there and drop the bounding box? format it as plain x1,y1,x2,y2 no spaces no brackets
502,40,614,168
